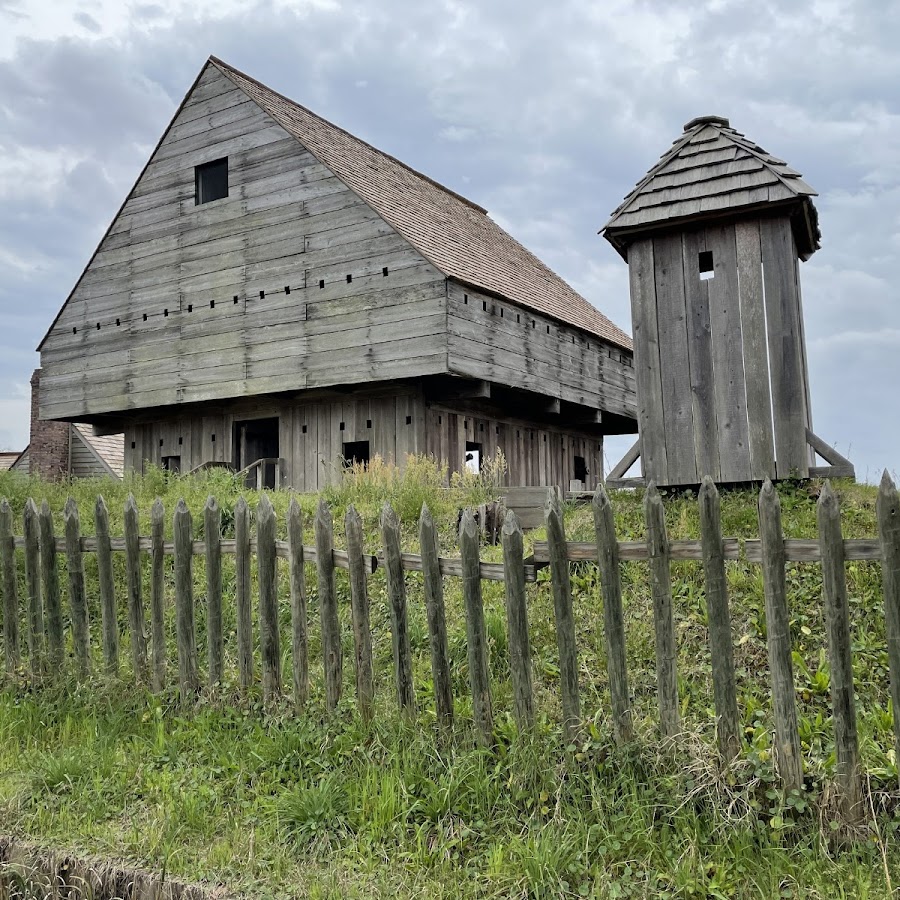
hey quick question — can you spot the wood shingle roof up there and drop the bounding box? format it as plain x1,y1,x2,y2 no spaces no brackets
603,115,820,259
211,57,631,350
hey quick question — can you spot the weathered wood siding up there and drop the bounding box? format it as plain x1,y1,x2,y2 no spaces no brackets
39,65,448,420
630,214,811,486
124,388,428,491
446,284,636,421
425,403,603,490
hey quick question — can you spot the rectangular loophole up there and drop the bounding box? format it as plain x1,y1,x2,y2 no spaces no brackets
699,250,714,280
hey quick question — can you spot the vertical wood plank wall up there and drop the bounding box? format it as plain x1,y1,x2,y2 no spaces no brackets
123,391,603,490
628,215,811,486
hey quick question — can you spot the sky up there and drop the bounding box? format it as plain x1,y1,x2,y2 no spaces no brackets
0,0,898,481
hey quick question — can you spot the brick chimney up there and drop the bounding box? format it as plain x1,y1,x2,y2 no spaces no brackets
30,369,70,481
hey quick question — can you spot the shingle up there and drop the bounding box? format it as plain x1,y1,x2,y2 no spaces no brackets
210,58,631,350
603,116,820,257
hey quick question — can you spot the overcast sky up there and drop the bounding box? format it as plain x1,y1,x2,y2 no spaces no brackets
1,0,898,481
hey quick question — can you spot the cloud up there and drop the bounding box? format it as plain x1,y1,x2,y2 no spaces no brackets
0,0,897,478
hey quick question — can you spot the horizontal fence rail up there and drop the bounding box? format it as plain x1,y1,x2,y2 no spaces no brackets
0,474,899,823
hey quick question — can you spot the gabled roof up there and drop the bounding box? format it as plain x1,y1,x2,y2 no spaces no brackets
74,424,124,478
210,57,631,349
603,115,820,259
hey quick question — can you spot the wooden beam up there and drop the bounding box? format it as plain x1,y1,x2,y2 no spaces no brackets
605,476,646,490
606,438,640,481
806,429,854,469
810,465,855,480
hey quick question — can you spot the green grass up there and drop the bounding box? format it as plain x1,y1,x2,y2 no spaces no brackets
0,462,898,898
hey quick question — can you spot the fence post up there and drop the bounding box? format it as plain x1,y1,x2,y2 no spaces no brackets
817,481,862,819
698,477,740,762
234,496,254,691
315,499,342,712
346,505,374,723
287,496,308,709
460,508,493,747
380,502,415,716
94,496,118,675
419,503,454,729
644,483,681,739
150,499,166,692
257,494,281,701
501,510,534,733
758,480,803,792
124,495,148,684
876,470,900,792
204,496,223,687
23,499,44,676
173,498,198,699
546,489,581,740
592,487,633,744
0,499,20,673
63,498,90,678
39,501,64,672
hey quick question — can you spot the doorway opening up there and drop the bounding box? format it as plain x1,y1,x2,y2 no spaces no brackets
233,417,279,488
465,441,482,474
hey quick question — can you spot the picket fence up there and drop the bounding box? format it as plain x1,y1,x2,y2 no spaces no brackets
1,474,900,823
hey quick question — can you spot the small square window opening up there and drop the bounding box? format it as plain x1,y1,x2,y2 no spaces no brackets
195,158,228,205
699,250,714,280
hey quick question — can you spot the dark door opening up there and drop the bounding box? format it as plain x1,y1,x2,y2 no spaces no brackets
162,455,181,474
342,440,370,469
573,455,588,485
234,417,279,488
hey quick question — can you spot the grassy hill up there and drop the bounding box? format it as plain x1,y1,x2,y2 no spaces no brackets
0,461,897,898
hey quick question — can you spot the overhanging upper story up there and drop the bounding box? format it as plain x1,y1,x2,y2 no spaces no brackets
38,57,636,430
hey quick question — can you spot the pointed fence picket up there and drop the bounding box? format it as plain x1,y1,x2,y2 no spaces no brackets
0,475,899,819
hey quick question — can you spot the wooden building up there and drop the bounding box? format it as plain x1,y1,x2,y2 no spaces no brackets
602,115,853,488
37,57,636,491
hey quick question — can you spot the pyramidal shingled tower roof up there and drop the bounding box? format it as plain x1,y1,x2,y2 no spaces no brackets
602,115,820,259
210,57,632,349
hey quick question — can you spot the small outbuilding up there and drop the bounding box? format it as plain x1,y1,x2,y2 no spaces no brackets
602,115,853,488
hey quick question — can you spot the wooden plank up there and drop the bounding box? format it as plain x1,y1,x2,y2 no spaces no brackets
744,538,881,563
124,495,148,683
806,429,854,469
22,499,43,676
234,497,254,691
150,499,166,691
63,499,90,677
627,239,667,484
94,497,118,675
592,487,633,744
315,500,342,712
420,504,454,729
460,509,494,746
204,496,224,686
653,233,696,484
380,502,415,716
532,537,741,563
876,471,900,791
546,490,581,738
698,478,740,761
817,483,862,819
735,220,775,480
705,224,751,482
173,499,199,699
257,495,281,701
760,217,808,478
38,502,64,672
0,500,20,673
287,497,309,708
501,510,534,732
758,481,803,790
644,484,680,738
346,505,374,722
605,438,640,482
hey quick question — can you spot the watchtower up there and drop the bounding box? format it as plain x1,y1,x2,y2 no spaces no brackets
602,115,853,488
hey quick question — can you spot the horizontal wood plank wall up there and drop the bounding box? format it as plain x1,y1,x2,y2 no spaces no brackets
40,65,448,420
424,402,603,490
445,284,636,421
123,389,427,489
